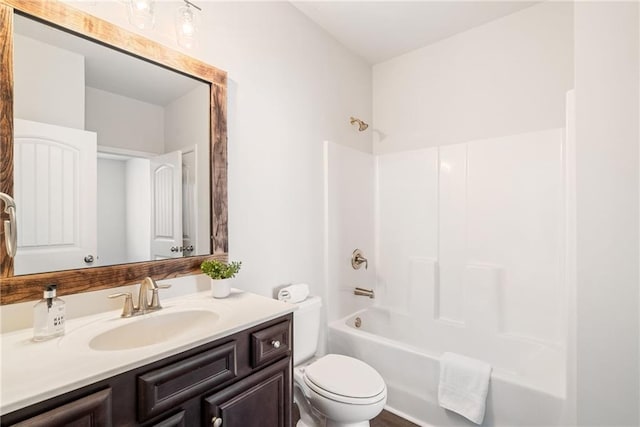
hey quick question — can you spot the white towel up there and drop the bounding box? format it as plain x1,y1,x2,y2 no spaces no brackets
438,352,492,425
277,283,310,303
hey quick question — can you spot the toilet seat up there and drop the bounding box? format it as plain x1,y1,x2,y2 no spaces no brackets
303,354,386,405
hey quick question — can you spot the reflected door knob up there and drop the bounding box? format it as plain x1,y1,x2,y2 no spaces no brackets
84,255,94,263
211,417,223,427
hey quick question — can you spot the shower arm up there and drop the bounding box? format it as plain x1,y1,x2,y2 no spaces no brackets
0,192,17,258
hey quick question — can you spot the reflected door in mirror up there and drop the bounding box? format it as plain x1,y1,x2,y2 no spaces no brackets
14,119,98,275
151,151,183,260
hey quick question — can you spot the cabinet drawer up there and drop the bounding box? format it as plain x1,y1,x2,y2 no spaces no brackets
10,388,112,427
138,341,237,421
251,320,291,368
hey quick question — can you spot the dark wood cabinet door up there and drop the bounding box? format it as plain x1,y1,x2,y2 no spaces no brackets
151,411,186,427
203,358,291,427
10,389,112,427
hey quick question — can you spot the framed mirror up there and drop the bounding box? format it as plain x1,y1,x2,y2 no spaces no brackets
0,0,228,304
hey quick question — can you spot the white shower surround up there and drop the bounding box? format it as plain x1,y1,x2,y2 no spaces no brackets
324,127,569,425
376,129,566,345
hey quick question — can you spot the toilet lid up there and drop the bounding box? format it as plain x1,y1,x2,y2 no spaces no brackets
304,354,385,399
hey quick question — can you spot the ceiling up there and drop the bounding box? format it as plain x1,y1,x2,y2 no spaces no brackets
291,1,538,64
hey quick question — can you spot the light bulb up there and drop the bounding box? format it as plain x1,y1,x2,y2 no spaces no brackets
175,4,199,49
134,0,150,11
182,22,195,36
128,0,155,30
180,9,195,36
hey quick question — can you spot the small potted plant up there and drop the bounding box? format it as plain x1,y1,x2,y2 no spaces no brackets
200,259,242,298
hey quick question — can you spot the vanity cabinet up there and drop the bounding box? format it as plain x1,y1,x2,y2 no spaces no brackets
204,358,290,427
1,315,293,427
9,389,113,427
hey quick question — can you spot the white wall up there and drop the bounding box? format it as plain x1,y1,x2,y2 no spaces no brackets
85,87,165,153
97,158,128,266
165,84,210,255
125,158,151,263
372,1,573,153
323,142,376,322
63,1,372,303
574,2,639,424
13,34,85,129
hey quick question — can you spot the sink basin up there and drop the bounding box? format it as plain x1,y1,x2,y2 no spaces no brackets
89,310,219,351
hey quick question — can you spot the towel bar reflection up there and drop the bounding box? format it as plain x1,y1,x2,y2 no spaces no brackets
0,192,17,258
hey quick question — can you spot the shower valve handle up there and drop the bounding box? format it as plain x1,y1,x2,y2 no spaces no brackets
351,249,368,270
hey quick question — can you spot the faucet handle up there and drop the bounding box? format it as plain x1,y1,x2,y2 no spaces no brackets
149,284,171,310
351,249,368,270
109,292,136,317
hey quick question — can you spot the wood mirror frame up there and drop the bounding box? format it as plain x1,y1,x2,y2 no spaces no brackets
0,0,228,305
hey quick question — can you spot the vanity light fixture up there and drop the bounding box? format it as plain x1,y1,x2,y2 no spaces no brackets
175,0,202,49
128,0,155,30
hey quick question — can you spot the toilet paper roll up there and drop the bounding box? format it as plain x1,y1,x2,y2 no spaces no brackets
277,283,310,303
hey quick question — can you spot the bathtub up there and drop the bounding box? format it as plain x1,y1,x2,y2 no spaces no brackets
328,307,567,426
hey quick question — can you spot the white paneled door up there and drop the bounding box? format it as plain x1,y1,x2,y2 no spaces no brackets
14,119,98,274
150,151,183,260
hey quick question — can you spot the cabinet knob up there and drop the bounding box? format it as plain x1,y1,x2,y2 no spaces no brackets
212,417,223,427
271,340,281,349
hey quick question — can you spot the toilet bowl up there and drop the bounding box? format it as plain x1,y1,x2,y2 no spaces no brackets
291,297,387,427
295,354,387,427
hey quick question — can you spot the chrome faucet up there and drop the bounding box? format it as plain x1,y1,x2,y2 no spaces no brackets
139,277,161,311
109,277,171,317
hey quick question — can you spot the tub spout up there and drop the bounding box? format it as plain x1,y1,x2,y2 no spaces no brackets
354,287,375,299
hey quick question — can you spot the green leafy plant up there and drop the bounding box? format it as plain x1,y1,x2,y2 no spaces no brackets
200,259,242,280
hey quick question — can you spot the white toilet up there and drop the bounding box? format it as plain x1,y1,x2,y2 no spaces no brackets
293,296,387,427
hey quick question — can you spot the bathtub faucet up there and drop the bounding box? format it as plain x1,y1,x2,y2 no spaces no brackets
354,287,375,299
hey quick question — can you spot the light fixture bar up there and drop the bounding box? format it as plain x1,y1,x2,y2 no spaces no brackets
183,0,201,11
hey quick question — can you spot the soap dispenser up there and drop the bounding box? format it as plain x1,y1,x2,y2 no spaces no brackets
33,284,66,341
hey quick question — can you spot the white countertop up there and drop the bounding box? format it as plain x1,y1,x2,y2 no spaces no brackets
0,290,295,415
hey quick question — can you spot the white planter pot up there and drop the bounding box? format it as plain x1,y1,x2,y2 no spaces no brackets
210,278,231,298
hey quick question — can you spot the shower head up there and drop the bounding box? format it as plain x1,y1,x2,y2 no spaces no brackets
350,117,369,132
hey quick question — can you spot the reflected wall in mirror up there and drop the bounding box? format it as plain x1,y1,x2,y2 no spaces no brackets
0,0,227,305
12,14,210,275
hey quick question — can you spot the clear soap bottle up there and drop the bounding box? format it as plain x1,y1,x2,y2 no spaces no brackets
33,284,66,341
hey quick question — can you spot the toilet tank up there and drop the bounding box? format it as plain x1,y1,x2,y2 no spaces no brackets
292,296,322,365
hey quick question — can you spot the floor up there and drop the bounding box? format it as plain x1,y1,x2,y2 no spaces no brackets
370,410,420,427
293,404,419,427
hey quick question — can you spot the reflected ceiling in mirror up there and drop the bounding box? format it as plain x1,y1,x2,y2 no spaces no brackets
13,14,211,275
